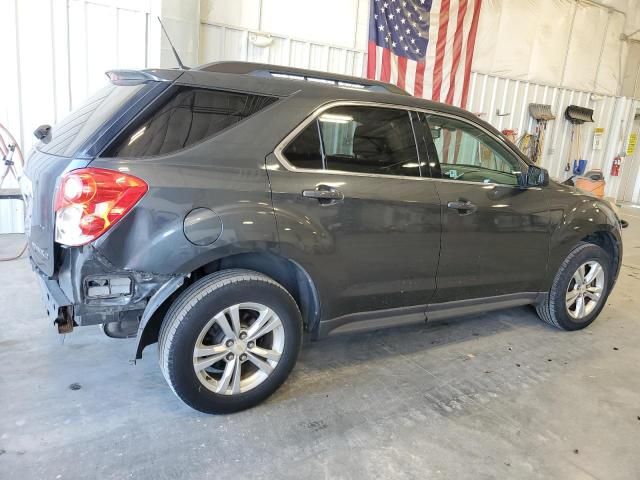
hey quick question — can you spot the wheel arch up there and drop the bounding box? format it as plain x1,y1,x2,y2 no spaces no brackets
547,221,622,291
134,251,321,359
579,229,622,288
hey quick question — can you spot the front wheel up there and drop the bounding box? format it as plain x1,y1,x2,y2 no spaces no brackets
158,269,302,414
536,242,611,330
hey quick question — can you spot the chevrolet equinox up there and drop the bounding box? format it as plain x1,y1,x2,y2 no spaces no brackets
23,62,623,413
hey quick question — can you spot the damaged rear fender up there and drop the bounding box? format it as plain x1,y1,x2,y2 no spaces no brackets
133,275,185,360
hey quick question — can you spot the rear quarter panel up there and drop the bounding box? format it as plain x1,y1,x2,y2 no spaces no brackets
90,158,278,274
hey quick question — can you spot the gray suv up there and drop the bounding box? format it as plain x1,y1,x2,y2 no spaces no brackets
23,62,623,413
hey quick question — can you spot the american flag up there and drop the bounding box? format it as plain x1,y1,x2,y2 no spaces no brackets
367,0,482,108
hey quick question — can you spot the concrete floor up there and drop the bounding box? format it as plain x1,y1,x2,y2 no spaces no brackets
1,207,640,480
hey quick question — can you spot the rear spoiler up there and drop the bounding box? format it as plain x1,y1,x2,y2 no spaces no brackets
105,69,175,86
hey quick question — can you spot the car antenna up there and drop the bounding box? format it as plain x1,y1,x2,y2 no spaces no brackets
157,16,188,70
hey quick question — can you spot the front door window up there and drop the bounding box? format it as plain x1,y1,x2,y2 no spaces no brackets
420,114,523,186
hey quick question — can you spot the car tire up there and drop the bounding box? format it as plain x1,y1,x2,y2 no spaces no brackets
536,242,611,331
158,269,302,414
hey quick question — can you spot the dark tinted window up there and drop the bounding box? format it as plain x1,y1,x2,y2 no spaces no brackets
282,121,323,169
104,87,277,158
320,106,420,177
282,106,421,177
38,83,148,157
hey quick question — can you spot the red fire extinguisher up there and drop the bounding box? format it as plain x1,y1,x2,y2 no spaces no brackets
610,156,622,176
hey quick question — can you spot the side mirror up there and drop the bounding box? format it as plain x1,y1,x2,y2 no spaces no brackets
525,165,549,187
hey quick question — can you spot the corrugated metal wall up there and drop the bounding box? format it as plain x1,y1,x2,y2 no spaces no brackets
199,22,366,77
466,72,640,197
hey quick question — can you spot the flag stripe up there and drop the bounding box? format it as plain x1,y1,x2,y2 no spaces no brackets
460,0,482,109
405,60,417,96
442,129,451,163
367,40,377,79
390,54,399,85
440,0,459,102
453,129,462,162
381,47,391,82
422,0,441,99
375,45,383,80
397,56,408,91
452,0,475,106
445,0,468,104
414,62,426,98
431,0,451,102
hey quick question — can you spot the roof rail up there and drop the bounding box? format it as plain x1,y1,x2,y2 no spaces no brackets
196,61,409,96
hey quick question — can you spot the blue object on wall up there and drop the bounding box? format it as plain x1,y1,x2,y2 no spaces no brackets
573,159,588,176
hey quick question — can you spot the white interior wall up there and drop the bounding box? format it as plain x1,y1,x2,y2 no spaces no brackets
199,0,369,74
160,0,199,67
473,0,634,95
622,41,640,98
201,0,370,52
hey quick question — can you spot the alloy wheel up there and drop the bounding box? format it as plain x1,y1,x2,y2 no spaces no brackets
192,303,285,395
565,261,605,320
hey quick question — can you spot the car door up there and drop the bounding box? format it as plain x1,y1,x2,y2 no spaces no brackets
414,111,550,303
268,103,441,323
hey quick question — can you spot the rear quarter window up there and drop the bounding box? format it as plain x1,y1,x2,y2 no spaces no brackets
102,87,278,158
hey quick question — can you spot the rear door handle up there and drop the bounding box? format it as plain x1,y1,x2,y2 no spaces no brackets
447,200,477,215
302,185,344,205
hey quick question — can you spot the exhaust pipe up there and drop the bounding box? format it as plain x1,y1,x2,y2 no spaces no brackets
54,306,74,334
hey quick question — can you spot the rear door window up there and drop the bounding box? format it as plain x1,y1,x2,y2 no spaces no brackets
103,87,277,158
283,105,422,178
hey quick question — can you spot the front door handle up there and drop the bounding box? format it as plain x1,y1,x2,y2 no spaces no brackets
302,185,344,205
447,200,477,215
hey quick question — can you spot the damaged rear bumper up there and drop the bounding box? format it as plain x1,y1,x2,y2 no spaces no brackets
32,244,183,330
35,269,74,332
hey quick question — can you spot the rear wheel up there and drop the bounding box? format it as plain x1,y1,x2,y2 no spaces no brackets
536,242,611,330
159,269,302,414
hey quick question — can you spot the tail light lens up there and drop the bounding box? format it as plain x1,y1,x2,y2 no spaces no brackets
54,168,148,246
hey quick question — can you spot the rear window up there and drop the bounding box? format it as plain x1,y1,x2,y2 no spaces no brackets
38,83,148,157
102,87,278,158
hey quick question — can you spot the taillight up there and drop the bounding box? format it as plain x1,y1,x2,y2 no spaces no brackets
54,168,148,246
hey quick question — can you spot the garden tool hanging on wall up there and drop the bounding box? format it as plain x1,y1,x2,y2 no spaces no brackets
523,104,555,163
564,105,594,175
